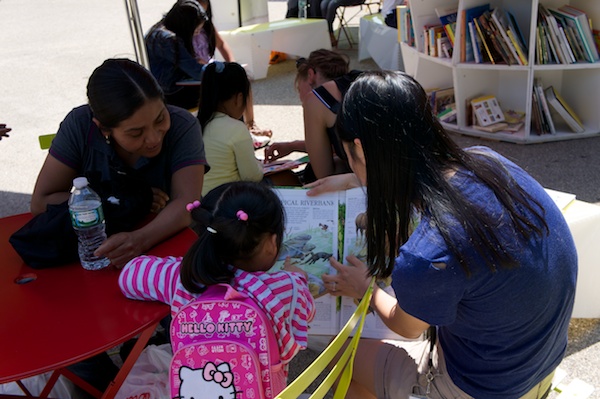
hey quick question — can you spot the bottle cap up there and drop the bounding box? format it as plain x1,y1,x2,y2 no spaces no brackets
73,177,89,189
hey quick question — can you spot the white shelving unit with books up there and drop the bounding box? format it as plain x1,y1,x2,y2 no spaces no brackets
399,0,600,143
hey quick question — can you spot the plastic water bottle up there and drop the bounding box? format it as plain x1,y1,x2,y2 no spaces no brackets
68,177,110,270
298,0,308,19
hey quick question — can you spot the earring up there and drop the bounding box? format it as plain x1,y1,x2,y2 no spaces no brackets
104,135,111,145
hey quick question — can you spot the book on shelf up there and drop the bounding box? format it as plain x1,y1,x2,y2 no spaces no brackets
530,89,545,135
536,25,549,64
556,20,577,63
538,5,565,64
507,29,528,65
427,87,455,119
470,95,505,126
473,122,509,133
538,4,586,64
471,109,525,133
543,86,585,133
397,5,414,46
468,21,483,63
531,81,553,134
473,17,493,63
553,13,587,63
593,29,600,58
425,25,445,57
505,10,528,57
438,35,453,58
271,187,402,339
534,78,556,134
503,109,526,132
553,5,600,62
435,6,458,48
490,8,523,65
480,10,518,65
460,3,490,63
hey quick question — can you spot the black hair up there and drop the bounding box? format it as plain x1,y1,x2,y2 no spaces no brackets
180,181,285,293
197,62,250,129
149,0,207,57
336,71,548,278
86,58,164,130
196,0,217,58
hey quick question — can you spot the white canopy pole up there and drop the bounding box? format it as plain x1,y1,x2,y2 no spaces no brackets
124,0,149,69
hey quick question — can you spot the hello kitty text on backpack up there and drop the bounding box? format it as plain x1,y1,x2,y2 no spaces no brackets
169,284,285,399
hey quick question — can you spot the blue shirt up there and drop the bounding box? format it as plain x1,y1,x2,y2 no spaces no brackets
146,26,204,95
392,147,577,398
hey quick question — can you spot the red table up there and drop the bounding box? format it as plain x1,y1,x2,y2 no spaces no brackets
0,213,196,398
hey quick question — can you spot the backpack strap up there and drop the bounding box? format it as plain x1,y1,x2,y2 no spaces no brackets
313,86,341,114
214,282,247,301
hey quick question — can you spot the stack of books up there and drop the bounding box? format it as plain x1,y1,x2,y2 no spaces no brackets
460,4,528,65
427,87,456,123
531,80,585,135
396,5,414,47
536,4,600,65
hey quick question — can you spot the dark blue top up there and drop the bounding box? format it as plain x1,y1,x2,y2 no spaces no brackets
392,146,577,398
312,70,362,162
146,26,204,95
50,104,208,195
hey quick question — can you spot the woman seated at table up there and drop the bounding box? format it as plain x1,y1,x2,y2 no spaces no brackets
31,58,207,269
145,0,208,109
263,49,358,183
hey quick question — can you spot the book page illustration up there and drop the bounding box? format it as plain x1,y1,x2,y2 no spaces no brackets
272,188,339,299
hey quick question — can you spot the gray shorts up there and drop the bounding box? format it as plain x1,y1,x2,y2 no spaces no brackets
374,338,473,399
373,339,555,399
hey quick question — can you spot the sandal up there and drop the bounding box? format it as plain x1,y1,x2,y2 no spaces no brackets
247,121,273,138
252,135,271,150
269,51,287,65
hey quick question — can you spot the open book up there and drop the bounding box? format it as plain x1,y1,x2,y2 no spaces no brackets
263,155,309,176
270,187,403,340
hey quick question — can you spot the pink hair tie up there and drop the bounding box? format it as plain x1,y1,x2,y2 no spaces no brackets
186,200,201,212
236,210,248,221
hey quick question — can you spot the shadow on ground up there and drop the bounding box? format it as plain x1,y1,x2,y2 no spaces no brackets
0,191,31,218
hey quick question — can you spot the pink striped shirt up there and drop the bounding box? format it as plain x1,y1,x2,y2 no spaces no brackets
118,255,315,364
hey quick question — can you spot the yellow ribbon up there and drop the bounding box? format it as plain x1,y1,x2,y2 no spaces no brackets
275,277,376,399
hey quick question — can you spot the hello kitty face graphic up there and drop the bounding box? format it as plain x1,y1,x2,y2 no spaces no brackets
176,362,240,399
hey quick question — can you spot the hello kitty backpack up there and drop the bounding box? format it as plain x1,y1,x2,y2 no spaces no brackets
169,284,284,399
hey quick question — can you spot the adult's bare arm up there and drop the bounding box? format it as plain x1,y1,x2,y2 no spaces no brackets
31,154,78,215
94,164,205,268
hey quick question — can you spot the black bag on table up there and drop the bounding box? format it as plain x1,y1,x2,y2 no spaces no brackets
9,166,153,269
9,202,79,269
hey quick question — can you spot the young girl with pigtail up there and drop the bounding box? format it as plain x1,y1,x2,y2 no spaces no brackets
119,181,315,376
198,62,266,196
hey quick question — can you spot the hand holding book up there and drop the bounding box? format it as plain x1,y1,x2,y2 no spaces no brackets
323,254,372,300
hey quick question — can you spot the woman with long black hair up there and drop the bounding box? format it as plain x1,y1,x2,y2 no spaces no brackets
310,71,577,399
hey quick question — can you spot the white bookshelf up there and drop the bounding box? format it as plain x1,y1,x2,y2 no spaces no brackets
401,0,600,143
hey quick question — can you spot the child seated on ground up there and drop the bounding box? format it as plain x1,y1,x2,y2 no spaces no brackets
198,62,265,196
119,181,316,390
192,0,273,138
